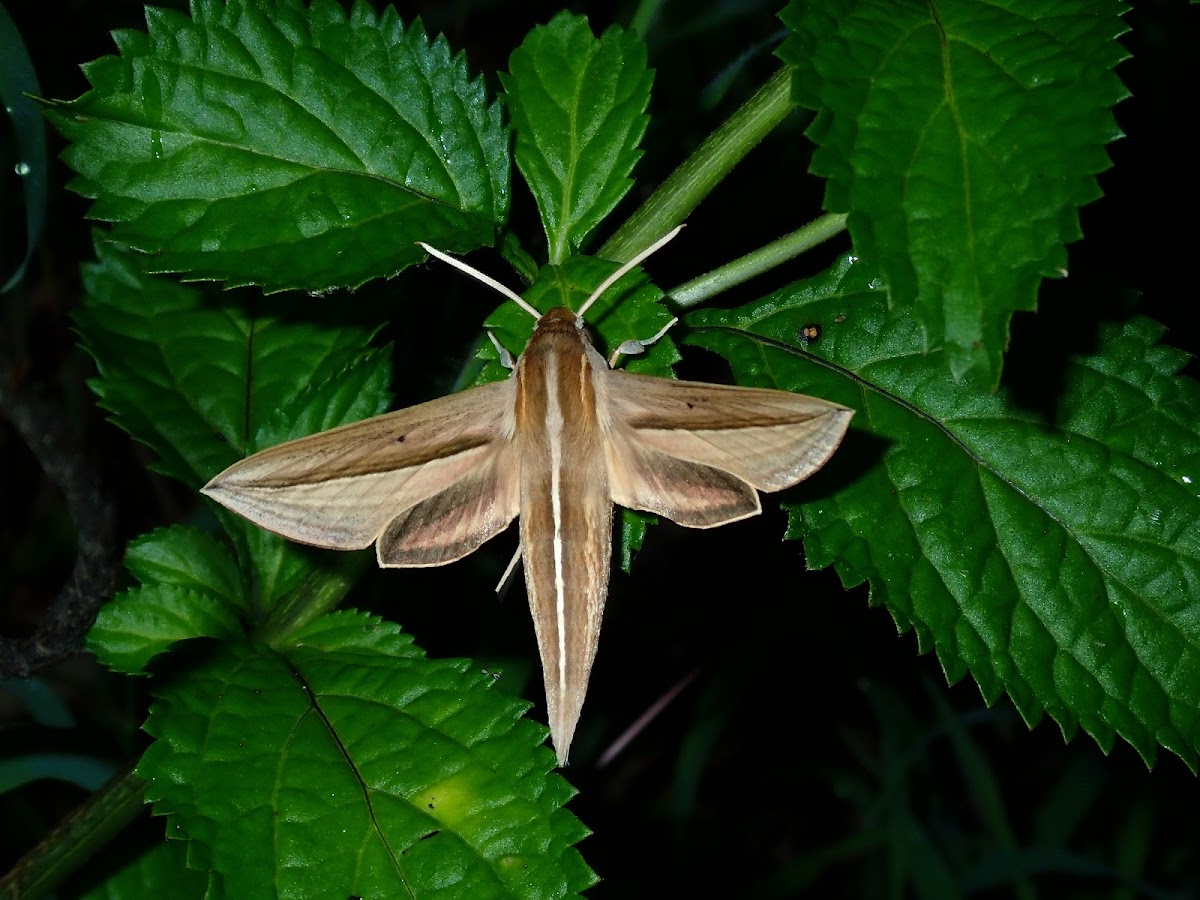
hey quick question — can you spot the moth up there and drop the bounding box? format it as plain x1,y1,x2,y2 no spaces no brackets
202,228,853,765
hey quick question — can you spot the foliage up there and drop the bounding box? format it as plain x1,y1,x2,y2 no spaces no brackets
3,0,1197,896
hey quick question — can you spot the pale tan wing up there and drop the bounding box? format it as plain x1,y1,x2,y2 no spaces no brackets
601,369,853,528
201,379,519,555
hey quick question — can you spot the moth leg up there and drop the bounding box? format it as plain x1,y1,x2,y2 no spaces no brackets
609,317,678,368
487,331,515,370
495,542,523,593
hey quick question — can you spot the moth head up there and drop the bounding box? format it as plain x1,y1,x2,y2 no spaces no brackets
416,226,684,362
418,227,682,321
536,306,584,335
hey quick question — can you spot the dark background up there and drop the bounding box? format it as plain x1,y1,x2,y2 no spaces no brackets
3,0,1199,896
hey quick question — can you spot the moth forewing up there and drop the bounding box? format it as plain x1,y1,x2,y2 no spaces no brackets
200,379,518,557
200,228,853,767
603,370,855,495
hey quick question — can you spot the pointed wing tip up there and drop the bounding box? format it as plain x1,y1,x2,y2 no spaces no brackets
199,472,239,508
199,457,246,500
820,403,855,440
195,477,275,534
551,731,574,767
836,407,855,440
549,707,583,768
811,404,856,470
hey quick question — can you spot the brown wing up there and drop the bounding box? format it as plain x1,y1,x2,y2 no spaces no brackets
201,380,520,557
376,441,519,567
601,369,852,528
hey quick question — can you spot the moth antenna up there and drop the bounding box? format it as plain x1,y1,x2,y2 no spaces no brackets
575,225,685,320
418,242,541,321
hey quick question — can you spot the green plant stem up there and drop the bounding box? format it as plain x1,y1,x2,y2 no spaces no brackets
499,229,539,284
599,66,797,263
257,551,371,647
629,0,666,39
0,766,145,900
667,213,848,308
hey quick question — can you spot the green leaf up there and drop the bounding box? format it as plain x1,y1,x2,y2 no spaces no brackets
255,346,393,451
502,12,652,263
619,509,656,574
686,254,1200,767
50,0,509,292
123,525,244,612
0,4,48,292
76,241,392,617
88,527,245,674
78,839,208,900
474,254,679,385
88,584,242,676
139,610,595,897
778,0,1129,383
74,238,385,489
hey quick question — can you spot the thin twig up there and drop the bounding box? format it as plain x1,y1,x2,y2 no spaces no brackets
596,665,704,768
0,344,117,677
